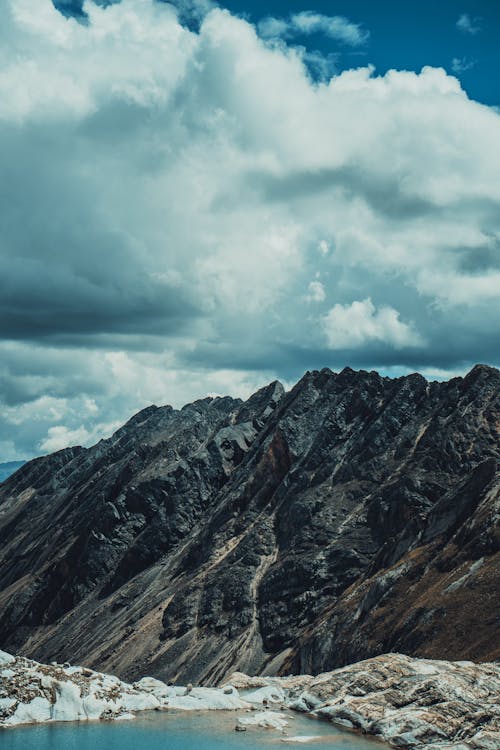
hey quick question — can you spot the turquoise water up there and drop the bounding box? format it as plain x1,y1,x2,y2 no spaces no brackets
0,711,382,749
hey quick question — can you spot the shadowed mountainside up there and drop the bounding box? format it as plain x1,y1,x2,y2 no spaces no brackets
0,365,498,684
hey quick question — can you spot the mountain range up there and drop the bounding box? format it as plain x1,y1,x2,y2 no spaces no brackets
0,364,498,684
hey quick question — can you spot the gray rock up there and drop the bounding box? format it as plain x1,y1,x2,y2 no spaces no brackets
0,366,498,684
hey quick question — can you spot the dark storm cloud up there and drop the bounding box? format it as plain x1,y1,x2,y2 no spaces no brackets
0,256,199,340
456,238,500,273
0,359,107,406
181,317,500,377
244,166,438,220
0,121,200,342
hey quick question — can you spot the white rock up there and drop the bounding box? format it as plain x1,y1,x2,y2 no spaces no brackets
52,679,86,722
288,697,309,713
63,666,82,676
243,685,285,705
237,710,289,730
315,703,370,732
0,698,16,710
94,673,121,689
288,692,322,713
119,691,160,712
469,730,500,750
134,676,170,693
6,697,52,726
0,650,15,665
166,687,248,711
82,694,115,721
133,676,173,704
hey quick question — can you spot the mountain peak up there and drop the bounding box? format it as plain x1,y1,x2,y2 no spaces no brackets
0,365,498,683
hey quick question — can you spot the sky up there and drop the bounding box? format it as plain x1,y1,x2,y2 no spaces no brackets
1,0,500,460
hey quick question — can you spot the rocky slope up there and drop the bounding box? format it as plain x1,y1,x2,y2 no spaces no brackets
0,365,498,683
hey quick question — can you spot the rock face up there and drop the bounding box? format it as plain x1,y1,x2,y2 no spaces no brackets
0,365,498,683
232,653,500,749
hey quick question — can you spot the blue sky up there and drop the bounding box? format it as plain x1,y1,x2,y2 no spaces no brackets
55,0,500,104
1,0,499,459
231,0,500,104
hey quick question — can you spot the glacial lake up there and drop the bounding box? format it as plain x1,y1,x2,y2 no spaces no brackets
0,710,383,750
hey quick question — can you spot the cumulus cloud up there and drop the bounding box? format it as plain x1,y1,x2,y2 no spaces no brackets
456,13,481,35
322,299,423,350
258,11,369,46
0,0,499,459
40,423,113,452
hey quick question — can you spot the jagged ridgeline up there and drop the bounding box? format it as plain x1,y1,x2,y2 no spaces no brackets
0,365,498,684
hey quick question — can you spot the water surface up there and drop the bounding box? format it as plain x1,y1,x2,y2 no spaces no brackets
1,710,383,750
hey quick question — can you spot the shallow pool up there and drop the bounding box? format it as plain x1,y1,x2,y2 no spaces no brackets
0,710,383,750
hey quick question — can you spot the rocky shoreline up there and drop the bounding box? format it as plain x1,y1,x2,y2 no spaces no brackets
1,650,498,748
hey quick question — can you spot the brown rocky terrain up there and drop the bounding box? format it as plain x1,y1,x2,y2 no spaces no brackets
0,365,498,684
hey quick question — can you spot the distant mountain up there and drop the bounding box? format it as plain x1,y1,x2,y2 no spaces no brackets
0,365,498,684
0,461,25,483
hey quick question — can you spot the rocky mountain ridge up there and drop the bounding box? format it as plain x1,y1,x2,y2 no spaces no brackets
0,365,498,684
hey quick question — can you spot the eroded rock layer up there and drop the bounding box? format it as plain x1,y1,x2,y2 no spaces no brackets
0,365,498,682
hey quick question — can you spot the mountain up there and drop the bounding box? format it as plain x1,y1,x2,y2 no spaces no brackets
0,461,25,483
0,365,498,684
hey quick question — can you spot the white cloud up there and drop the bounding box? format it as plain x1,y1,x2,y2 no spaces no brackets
257,16,289,39
0,0,499,458
456,13,481,35
291,12,368,46
38,417,125,453
322,299,424,349
40,424,98,453
318,240,330,256
306,281,326,303
258,11,369,46
451,57,475,74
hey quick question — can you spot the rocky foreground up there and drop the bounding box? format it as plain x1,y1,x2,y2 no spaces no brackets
0,648,247,726
1,650,498,749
